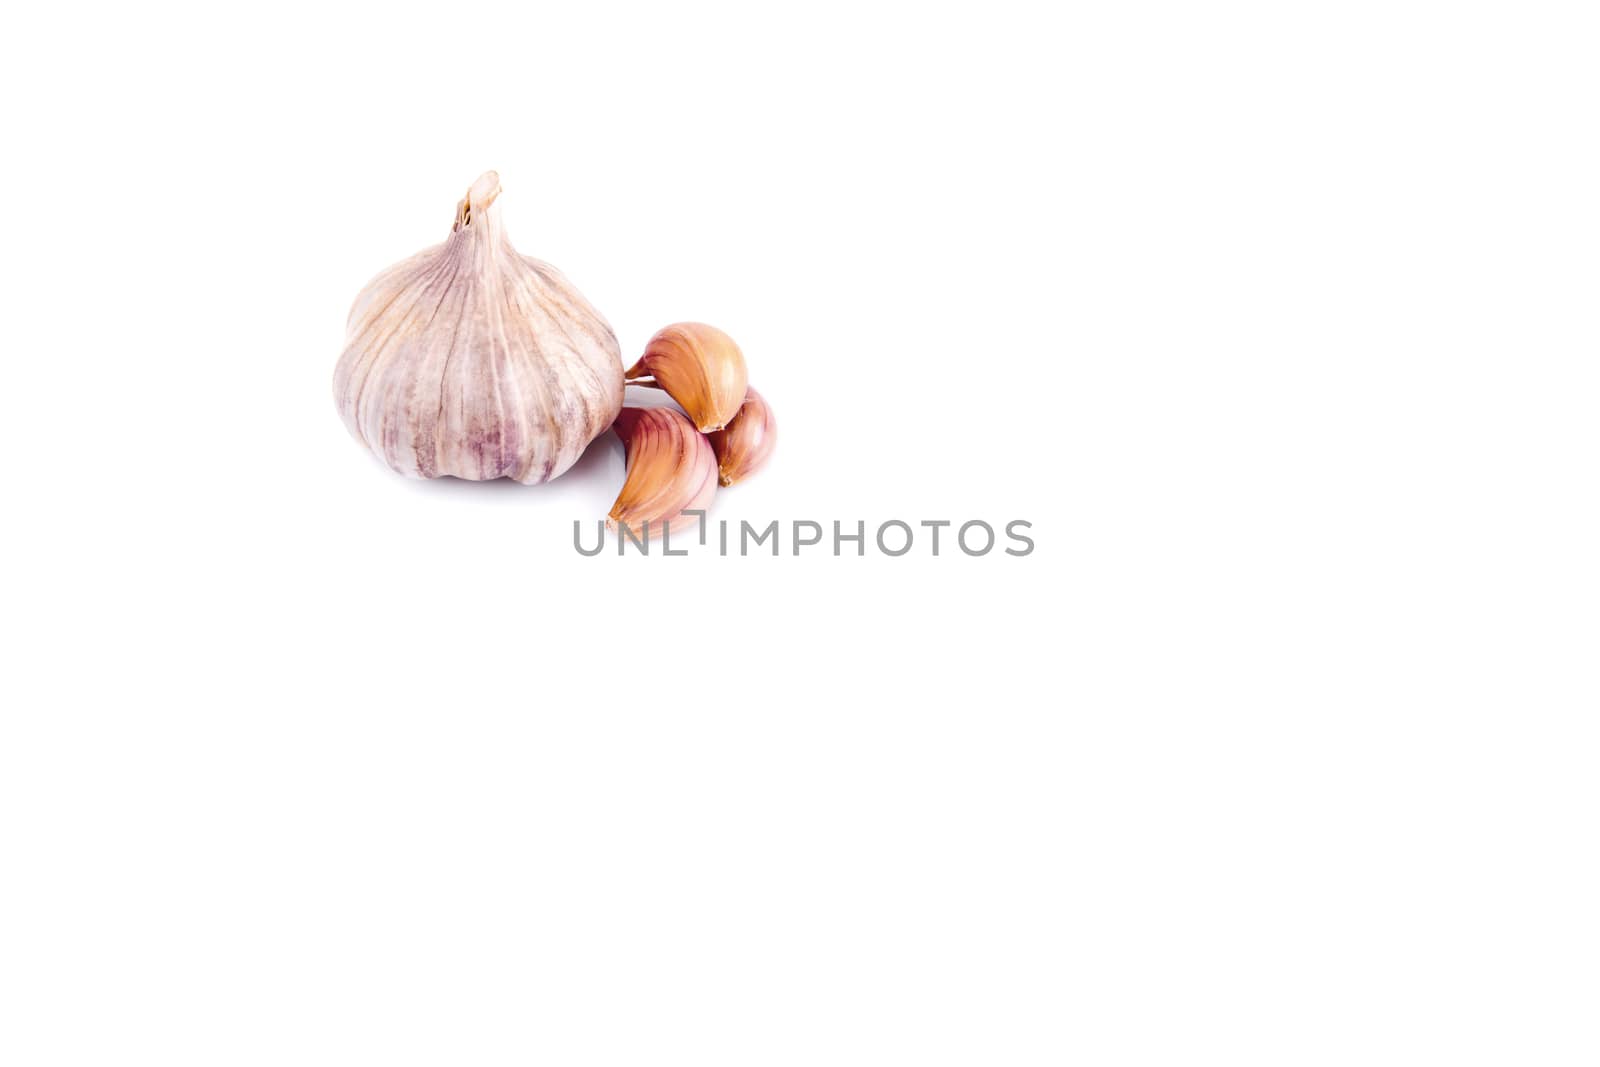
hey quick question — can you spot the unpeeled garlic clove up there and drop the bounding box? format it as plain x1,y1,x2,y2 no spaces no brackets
608,407,718,536
624,322,748,432
708,386,776,486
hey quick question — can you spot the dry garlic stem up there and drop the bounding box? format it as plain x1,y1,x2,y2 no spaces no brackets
333,171,623,484
708,386,776,486
608,407,718,536
624,322,748,432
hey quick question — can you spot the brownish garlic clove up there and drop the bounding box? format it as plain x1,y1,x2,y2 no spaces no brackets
607,407,719,537
624,322,749,432
708,386,776,486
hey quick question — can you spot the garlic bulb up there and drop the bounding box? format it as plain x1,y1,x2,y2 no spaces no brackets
608,407,719,536
625,322,748,432
334,172,624,483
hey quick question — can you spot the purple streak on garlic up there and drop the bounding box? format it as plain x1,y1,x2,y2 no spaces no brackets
333,171,624,484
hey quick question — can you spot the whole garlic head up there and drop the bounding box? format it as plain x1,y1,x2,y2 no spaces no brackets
333,171,624,484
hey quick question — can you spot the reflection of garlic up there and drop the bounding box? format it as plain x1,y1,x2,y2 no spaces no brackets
709,386,776,486
608,407,718,536
333,172,623,484
625,322,748,432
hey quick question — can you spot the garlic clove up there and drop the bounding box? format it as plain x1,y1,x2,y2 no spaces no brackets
333,171,624,485
708,386,776,486
624,322,749,432
607,407,719,537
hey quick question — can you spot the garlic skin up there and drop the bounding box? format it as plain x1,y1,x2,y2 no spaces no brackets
334,171,624,484
625,322,748,432
708,386,776,486
608,407,718,536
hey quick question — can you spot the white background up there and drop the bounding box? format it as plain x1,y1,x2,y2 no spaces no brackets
2,2,1597,1064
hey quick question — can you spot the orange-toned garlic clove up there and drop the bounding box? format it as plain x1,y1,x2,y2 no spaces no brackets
708,386,776,487
624,322,749,432
607,407,719,537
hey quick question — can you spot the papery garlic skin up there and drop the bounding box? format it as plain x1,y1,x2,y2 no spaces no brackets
334,172,623,484
608,407,718,536
625,322,748,433
708,386,776,486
